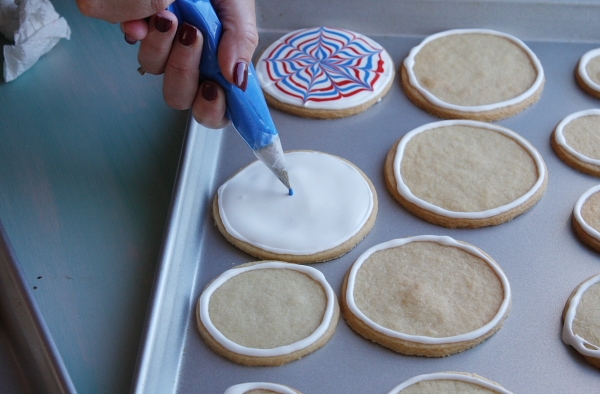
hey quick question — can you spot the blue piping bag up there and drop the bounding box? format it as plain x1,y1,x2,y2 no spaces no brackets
168,0,291,193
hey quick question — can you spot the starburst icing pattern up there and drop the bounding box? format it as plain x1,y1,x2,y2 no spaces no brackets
260,27,388,103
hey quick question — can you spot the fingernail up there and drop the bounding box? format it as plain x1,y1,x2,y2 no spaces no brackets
178,23,197,46
124,34,137,45
154,14,172,33
233,61,248,91
201,82,218,101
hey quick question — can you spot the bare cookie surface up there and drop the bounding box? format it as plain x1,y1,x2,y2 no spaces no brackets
342,236,511,357
573,184,600,252
402,29,544,121
385,120,547,228
576,48,600,98
215,151,377,263
388,372,512,394
562,273,600,368
552,109,600,176
256,26,395,119
197,261,339,366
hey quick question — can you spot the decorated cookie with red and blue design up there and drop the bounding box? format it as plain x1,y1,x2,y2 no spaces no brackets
256,26,395,119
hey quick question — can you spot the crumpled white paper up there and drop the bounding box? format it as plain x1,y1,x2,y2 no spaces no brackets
0,0,70,82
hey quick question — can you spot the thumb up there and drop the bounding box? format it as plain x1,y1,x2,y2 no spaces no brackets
213,0,259,90
77,0,175,23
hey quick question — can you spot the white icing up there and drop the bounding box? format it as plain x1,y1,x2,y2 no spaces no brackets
393,119,546,219
218,151,374,255
562,272,600,358
554,109,600,166
573,184,600,242
224,382,297,394
388,372,512,394
199,261,336,358
404,28,544,113
345,235,511,344
578,48,600,93
256,27,395,110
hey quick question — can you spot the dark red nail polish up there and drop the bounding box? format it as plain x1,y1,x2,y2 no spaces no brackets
124,34,137,45
178,23,197,46
234,61,248,91
201,82,218,101
154,14,172,33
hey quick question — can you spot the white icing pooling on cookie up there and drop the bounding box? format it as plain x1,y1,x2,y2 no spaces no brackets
393,119,546,219
573,184,600,241
578,48,600,93
199,261,336,358
345,235,511,344
388,372,512,394
224,382,298,394
218,151,374,255
554,109,600,166
404,28,544,113
562,272,600,358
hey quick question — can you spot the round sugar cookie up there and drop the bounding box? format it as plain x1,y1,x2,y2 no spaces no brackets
197,261,339,366
255,26,395,119
573,184,600,252
225,382,302,394
341,236,511,357
384,120,548,228
576,48,600,99
388,372,512,394
402,29,544,121
562,273,600,369
552,109,600,176
214,151,377,263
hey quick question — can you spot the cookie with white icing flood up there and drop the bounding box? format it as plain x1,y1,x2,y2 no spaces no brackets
576,48,600,99
562,273,600,369
384,120,547,228
402,29,544,121
572,184,600,252
341,236,511,357
552,109,600,176
255,26,395,119
197,261,339,366
388,372,512,394
214,151,377,263
224,382,302,394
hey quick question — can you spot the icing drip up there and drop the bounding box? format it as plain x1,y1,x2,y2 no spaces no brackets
554,109,600,166
199,261,336,357
345,235,511,344
404,28,544,112
562,272,600,358
218,151,374,255
388,372,512,394
256,26,394,109
578,48,600,93
393,119,546,219
573,184,600,241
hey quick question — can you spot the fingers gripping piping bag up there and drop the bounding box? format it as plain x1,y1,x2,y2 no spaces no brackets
169,0,292,195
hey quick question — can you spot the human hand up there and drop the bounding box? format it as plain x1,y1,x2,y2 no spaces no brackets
78,0,258,129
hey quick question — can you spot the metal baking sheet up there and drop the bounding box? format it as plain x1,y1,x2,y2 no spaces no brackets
0,222,76,394
132,3,600,393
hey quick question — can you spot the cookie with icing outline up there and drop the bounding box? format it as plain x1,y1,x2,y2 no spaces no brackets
214,151,377,263
576,48,600,99
224,382,302,394
388,372,512,394
562,273,600,369
384,120,548,228
573,184,600,252
552,109,600,176
341,236,511,357
255,26,395,119
197,261,339,366
401,29,544,121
